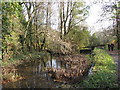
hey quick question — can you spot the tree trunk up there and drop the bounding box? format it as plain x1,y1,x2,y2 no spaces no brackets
115,4,120,50
60,2,63,39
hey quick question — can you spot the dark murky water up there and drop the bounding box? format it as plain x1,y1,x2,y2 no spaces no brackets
2,54,93,88
2,55,68,88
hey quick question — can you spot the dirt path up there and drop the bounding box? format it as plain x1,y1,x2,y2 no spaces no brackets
108,50,120,86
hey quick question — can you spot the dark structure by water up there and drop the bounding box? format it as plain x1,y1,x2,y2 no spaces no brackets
80,44,106,54
80,46,95,54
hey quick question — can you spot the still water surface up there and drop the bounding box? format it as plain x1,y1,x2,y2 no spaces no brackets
3,56,68,88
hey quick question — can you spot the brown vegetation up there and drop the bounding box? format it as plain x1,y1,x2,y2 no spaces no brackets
47,54,90,83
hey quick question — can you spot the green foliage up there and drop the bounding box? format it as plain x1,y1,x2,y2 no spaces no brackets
71,1,88,27
2,2,26,59
89,33,100,46
64,26,90,50
2,2,90,59
80,49,118,88
2,51,50,67
93,49,115,66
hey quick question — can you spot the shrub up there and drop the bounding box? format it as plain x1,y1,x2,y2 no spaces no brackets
80,48,118,88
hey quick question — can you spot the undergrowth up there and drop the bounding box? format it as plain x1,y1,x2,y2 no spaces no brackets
80,48,118,88
2,51,50,67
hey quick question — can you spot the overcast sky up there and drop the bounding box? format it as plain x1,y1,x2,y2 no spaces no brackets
50,0,117,34
84,0,119,34
22,0,118,34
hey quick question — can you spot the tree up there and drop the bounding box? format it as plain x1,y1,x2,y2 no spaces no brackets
114,1,120,50
64,26,90,51
58,0,88,39
89,33,100,46
2,2,25,59
100,0,120,50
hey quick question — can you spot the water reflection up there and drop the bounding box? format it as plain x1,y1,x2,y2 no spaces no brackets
2,55,68,88
47,59,61,69
47,59,70,69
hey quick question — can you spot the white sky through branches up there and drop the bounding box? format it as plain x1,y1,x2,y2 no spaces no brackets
84,0,119,34
22,0,119,34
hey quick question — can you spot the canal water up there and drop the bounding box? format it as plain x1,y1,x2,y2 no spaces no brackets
2,53,93,88
2,55,70,88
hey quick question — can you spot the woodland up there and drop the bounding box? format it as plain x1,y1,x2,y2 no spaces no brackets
1,0,120,88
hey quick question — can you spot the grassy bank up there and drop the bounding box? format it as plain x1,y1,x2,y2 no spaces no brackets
80,48,118,88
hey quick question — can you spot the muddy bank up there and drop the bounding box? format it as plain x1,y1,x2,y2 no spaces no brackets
47,54,91,83
1,51,50,85
1,59,33,84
